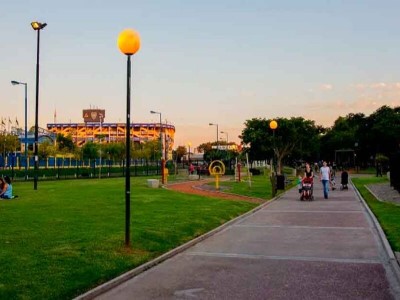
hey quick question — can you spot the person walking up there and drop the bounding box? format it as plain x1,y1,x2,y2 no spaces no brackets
320,161,331,199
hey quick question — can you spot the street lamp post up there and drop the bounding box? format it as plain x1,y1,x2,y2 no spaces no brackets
269,120,278,173
118,28,141,247
11,80,28,180
187,142,192,163
150,110,164,184
269,120,278,196
220,131,228,144
209,123,219,153
31,21,47,190
99,114,103,179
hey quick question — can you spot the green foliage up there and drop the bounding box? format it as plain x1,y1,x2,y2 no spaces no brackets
81,142,98,160
240,117,321,173
56,134,75,153
0,178,256,299
38,141,56,159
103,142,125,161
0,133,19,154
352,177,400,252
321,106,400,165
375,153,389,163
174,145,187,162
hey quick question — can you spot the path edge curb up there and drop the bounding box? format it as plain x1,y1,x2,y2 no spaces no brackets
351,179,400,297
74,191,285,299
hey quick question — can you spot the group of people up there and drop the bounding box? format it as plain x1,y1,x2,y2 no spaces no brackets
0,175,16,199
298,161,341,199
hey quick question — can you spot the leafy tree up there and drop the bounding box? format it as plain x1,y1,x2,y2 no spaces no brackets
81,142,98,160
38,141,56,160
174,146,187,162
56,134,75,153
241,117,320,174
101,142,124,161
0,134,20,155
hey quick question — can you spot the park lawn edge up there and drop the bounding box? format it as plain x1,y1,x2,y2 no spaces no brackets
352,177,400,252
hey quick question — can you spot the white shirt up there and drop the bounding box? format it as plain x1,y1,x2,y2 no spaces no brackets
320,166,330,181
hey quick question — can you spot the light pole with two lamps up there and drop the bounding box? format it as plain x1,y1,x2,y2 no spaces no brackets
31,21,47,190
150,110,165,184
118,28,141,247
220,131,228,144
11,80,28,180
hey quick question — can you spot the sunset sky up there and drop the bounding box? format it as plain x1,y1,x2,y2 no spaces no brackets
1,1,400,148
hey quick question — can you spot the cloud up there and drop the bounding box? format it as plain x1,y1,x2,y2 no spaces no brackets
320,84,333,91
351,82,400,91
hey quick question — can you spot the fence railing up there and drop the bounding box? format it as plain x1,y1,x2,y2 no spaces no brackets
0,157,167,181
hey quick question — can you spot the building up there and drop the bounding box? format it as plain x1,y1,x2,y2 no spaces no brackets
46,109,176,153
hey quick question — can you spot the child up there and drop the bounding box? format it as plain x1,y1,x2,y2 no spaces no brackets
297,175,303,194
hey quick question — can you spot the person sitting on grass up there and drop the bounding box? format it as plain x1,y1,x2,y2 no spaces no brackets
0,176,17,199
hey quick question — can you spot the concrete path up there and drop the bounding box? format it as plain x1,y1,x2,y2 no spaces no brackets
92,180,400,299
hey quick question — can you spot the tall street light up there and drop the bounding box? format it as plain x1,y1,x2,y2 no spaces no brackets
118,28,141,247
11,80,28,180
209,123,219,153
31,21,47,190
220,131,228,144
187,142,192,163
150,110,165,184
269,120,278,173
269,120,278,197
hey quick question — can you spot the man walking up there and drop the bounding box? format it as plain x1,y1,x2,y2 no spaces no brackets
320,161,331,199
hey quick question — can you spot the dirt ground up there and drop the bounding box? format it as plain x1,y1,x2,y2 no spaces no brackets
166,179,264,204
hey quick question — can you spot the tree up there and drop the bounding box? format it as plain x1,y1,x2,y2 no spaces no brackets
56,134,75,153
38,141,56,160
241,117,320,174
81,142,98,160
174,146,187,162
102,142,125,161
0,134,20,156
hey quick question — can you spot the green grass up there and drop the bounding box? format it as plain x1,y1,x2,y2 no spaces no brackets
0,178,257,299
352,176,400,252
216,169,296,199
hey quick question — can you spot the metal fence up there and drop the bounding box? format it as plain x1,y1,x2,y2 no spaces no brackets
0,155,166,181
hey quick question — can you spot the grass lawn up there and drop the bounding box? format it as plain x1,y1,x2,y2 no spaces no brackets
216,168,296,199
352,176,400,252
0,178,257,299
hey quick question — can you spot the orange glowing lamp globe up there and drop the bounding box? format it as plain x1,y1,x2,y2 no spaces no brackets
269,120,278,130
118,29,141,55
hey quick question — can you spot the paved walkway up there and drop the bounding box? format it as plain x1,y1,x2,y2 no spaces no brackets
91,180,400,299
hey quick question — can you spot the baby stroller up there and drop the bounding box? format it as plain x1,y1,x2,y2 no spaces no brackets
300,177,314,201
340,171,349,190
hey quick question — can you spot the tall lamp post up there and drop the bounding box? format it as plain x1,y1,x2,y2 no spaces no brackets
150,110,164,184
11,80,28,180
209,123,219,154
31,21,47,190
269,120,278,173
118,28,141,247
220,131,228,144
269,120,278,196
187,142,192,163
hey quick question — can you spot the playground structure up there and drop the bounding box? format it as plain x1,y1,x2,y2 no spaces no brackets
209,160,226,190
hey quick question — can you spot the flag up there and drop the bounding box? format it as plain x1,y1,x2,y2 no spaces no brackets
15,117,19,126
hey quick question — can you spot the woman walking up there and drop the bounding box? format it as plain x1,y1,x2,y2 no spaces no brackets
320,161,330,199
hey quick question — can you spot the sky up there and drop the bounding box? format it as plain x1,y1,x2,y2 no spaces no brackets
1,0,400,149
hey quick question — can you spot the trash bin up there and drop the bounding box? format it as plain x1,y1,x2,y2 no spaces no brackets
276,175,285,190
